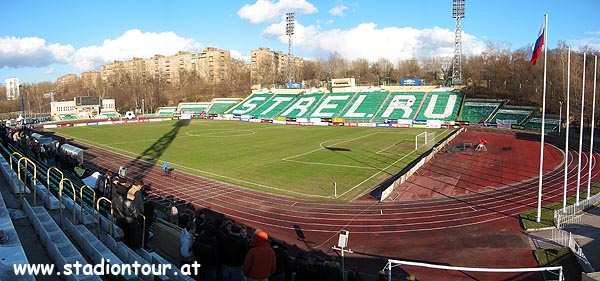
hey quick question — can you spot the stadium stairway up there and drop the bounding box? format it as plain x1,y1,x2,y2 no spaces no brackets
0,192,35,280
1,145,195,280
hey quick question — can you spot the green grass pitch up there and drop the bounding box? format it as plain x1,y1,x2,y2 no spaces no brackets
47,119,450,201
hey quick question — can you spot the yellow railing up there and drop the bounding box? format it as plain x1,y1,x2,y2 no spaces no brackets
59,178,77,227
46,167,64,207
10,152,24,196
140,214,146,248
17,157,36,208
96,197,113,237
80,185,95,224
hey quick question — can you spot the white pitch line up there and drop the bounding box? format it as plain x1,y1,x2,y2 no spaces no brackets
376,142,400,154
283,159,380,170
337,146,422,199
282,132,379,161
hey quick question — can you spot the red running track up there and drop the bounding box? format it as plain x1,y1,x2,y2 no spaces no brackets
79,127,600,280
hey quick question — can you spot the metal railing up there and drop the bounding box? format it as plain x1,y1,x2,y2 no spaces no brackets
79,185,95,223
17,157,36,208
551,228,595,273
46,167,64,207
554,191,600,228
59,178,77,227
96,197,114,238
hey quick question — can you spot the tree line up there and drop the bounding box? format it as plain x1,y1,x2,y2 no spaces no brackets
1,41,598,127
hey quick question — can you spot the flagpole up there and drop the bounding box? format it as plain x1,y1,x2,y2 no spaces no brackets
576,52,586,205
537,13,548,222
587,55,597,199
563,47,571,209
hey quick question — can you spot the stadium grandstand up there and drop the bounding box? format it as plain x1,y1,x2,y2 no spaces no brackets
39,85,567,137
459,99,503,124
489,106,535,125
152,106,177,117
205,98,242,115
176,102,211,116
523,114,562,132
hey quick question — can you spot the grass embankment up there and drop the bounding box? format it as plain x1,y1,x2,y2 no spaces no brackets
520,184,600,229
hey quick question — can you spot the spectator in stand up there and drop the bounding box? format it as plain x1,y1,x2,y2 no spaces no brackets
243,230,276,281
239,225,251,245
143,197,155,249
322,257,342,281
194,209,206,235
167,201,179,224
293,253,318,281
122,180,145,250
220,223,248,281
94,171,113,200
269,241,291,281
194,224,220,281
180,221,195,267
347,265,364,281
111,182,128,229
178,208,193,228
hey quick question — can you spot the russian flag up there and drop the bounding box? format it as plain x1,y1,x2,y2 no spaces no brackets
526,19,545,65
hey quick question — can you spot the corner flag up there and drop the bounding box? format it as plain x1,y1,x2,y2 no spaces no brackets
526,18,546,65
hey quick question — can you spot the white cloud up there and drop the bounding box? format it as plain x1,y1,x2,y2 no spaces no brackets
238,0,318,24
329,5,348,16
262,21,485,62
230,50,250,63
45,67,55,75
0,36,74,68
571,37,600,51
0,30,203,73
71,29,203,71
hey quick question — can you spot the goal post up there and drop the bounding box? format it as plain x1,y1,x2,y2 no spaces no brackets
415,131,436,150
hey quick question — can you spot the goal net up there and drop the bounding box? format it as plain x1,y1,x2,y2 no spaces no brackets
415,131,436,150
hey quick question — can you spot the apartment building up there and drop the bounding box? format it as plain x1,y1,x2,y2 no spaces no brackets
56,74,78,88
250,47,303,84
81,71,101,89
4,78,19,101
99,47,231,85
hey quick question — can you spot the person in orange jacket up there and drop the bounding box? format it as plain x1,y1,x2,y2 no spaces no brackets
243,230,276,281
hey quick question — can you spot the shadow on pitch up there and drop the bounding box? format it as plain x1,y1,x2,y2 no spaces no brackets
122,119,191,181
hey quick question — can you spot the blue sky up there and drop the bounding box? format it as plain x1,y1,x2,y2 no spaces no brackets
1,0,599,84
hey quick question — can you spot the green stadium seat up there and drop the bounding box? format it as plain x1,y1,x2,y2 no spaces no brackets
491,107,534,125
460,100,502,124
415,90,463,121
307,92,356,119
253,93,299,119
206,98,242,115
373,91,425,122
228,92,274,116
339,90,391,122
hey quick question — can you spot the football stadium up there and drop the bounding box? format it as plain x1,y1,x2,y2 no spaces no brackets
0,82,598,280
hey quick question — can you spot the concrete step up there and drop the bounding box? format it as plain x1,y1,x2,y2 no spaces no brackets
22,199,101,281
0,192,35,281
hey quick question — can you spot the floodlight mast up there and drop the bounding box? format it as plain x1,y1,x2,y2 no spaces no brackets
286,12,295,83
452,0,465,85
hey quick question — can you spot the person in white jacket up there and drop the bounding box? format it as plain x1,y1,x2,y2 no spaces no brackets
180,221,195,267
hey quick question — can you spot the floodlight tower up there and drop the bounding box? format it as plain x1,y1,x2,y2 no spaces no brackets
452,0,465,85
286,12,295,82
